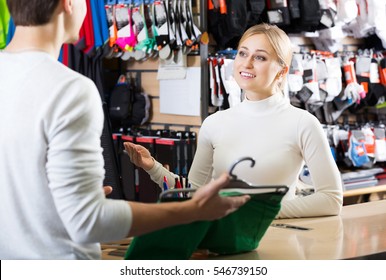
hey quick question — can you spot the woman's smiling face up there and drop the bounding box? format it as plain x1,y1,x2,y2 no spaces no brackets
233,33,283,100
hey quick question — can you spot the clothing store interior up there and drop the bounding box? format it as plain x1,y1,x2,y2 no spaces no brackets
1,0,386,261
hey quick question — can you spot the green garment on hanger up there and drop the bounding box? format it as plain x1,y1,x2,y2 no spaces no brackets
125,188,287,260
0,0,10,49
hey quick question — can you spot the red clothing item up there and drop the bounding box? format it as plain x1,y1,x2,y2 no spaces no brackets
74,0,95,54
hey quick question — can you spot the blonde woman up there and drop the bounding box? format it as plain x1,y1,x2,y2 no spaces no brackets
125,23,343,218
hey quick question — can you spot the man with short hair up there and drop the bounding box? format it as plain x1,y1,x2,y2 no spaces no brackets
0,0,249,259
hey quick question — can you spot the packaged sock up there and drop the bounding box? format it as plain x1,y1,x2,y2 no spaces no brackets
115,4,135,53
337,0,358,23
105,3,118,47
348,130,370,167
132,2,148,60
288,54,304,92
325,57,342,101
379,57,386,86
374,127,386,162
362,126,375,157
267,0,291,25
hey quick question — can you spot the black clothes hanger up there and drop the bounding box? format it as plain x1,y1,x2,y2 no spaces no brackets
227,157,255,188
160,156,288,201
226,157,288,194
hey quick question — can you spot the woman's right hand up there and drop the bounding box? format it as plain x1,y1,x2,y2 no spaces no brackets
123,142,155,171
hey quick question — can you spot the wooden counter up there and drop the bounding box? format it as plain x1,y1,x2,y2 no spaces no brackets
101,200,386,260
211,200,386,260
343,184,386,197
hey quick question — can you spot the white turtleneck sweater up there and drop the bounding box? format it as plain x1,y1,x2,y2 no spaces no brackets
149,93,343,218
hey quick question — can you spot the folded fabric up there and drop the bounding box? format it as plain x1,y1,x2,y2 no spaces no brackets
125,187,287,260
198,191,285,255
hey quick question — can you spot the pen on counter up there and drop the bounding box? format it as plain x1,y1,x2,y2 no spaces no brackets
175,177,183,198
185,180,192,198
271,223,312,231
163,176,169,191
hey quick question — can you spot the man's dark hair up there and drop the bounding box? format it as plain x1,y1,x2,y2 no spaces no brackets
6,0,60,26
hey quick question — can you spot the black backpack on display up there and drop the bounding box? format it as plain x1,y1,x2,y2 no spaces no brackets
109,75,134,121
109,75,150,131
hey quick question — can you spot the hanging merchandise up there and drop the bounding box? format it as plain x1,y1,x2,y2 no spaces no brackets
220,57,243,108
336,0,358,24
355,51,385,107
289,0,320,32
288,53,304,93
184,0,202,49
208,57,222,107
347,0,371,39
324,122,386,169
164,0,177,54
324,57,342,102
105,1,118,49
208,0,248,49
299,0,321,26
132,0,151,60
213,57,224,107
109,74,136,122
73,0,96,54
143,0,158,58
266,0,291,26
315,56,329,101
216,57,230,109
115,1,136,55
348,130,370,167
172,0,187,52
91,0,110,49
153,0,172,59
362,125,376,158
179,0,200,54
368,56,385,105
368,0,386,49
60,1,111,95
343,0,386,50
305,1,340,52
288,0,300,19
374,127,386,162
153,0,199,61
323,56,342,124
342,60,365,104
207,51,237,111
101,0,201,60
128,75,151,126
299,54,325,113
248,0,266,26
379,57,386,86
318,0,336,29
